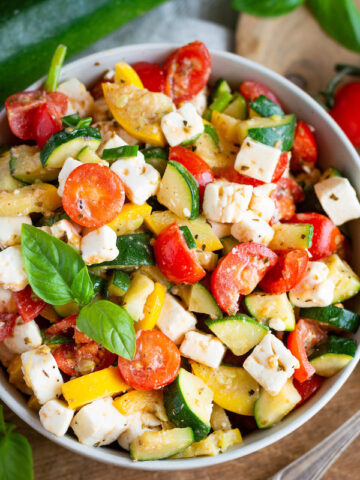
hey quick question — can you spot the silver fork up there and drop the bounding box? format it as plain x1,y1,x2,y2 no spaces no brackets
269,410,360,480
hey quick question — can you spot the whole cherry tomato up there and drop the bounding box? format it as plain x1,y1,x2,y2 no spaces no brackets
291,121,318,172
13,286,47,323
239,81,281,106
330,82,360,147
132,62,166,93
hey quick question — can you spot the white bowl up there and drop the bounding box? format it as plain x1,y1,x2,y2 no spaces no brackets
1,44,360,471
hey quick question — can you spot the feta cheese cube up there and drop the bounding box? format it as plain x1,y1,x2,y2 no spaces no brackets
249,195,276,223
21,346,63,404
234,137,281,183
0,216,32,249
71,397,127,446
231,211,274,245
156,293,196,344
39,399,74,437
253,183,277,197
111,157,160,205
81,226,119,265
243,333,299,396
0,286,16,314
289,261,334,307
57,157,82,197
203,180,253,223
314,177,360,225
0,342,15,367
268,317,287,331
102,133,127,150
118,412,161,451
208,221,232,239
57,78,94,117
161,102,204,146
4,317,42,354
50,219,81,252
0,246,28,292
180,331,226,368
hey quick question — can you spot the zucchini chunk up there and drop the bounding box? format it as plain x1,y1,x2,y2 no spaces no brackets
249,95,284,118
53,301,80,317
0,151,24,190
269,223,313,250
323,254,360,303
98,233,154,269
107,270,130,297
222,93,247,120
245,292,295,331
164,368,213,441
0,183,61,216
221,235,238,256
309,336,356,377
206,314,268,355
177,283,223,320
299,305,360,333
142,146,168,176
172,429,242,458
10,145,59,183
242,114,296,151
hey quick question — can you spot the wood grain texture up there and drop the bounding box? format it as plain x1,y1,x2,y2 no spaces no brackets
3,366,360,480
236,5,360,94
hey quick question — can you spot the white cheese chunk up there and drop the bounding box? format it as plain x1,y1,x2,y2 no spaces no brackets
81,226,119,265
102,132,127,150
57,157,82,197
194,250,218,271
314,177,360,225
253,183,277,197
50,219,81,252
0,342,16,367
21,346,63,404
71,397,127,446
4,317,42,354
203,180,253,223
234,137,281,183
0,216,32,249
57,78,94,117
0,246,28,292
161,102,204,146
231,210,274,245
0,286,16,314
156,293,197,344
249,195,276,223
117,412,161,451
243,333,299,396
187,87,208,116
180,330,226,368
208,221,232,239
289,261,334,307
268,317,287,331
39,399,74,437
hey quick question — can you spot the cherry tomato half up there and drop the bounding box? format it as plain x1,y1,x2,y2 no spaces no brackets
118,330,181,390
211,242,278,315
45,315,77,337
215,167,264,187
288,212,342,260
260,249,309,295
239,81,281,106
330,82,360,147
132,62,166,93
293,375,324,407
62,163,125,228
33,102,63,149
154,222,205,284
0,313,17,342
291,121,318,172
164,41,211,105
13,286,47,323
169,146,214,201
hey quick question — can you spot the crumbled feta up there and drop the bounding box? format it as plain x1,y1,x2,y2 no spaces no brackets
243,333,299,396
50,219,81,252
0,246,28,292
39,399,74,437
81,226,119,265
269,317,287,331
231,210,274,245
117,412,161,451
21,346,63,404
161,102,204,146
4,317,42,354
71,397,127,446
0,216,32,249
314,177,360,225
289,261,334,307
57,78,94,117
180,330,226,368
234,137,281,183
203,180,253,223
57,157,82,197
0,286,16,314
208,221,232,239
156,293,197,344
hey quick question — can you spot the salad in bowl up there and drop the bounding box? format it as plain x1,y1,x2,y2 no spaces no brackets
0,41,360,463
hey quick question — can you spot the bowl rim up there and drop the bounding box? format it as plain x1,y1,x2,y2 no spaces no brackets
1,42,360,471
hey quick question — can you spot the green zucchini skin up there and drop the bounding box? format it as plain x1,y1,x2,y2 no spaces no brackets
250,95,284,117
309,336,356,360
248,114,296,151
0,0,168,105
98,233,154,268
300,305,360,333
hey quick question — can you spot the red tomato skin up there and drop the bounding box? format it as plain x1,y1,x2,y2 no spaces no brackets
154,222,206,284
288,212,342,260
52,343,78,376
62,163,125,228
169,146,214,201
91,76,114,99
260,249,309,294
287,319,326,383
272,152,290,183
293,375,324,407
33,102,63,148
330,82,360,147
118,330,181,391
291,121,318,172
164,41,211,105
211,243,278,315
45,315,77,337
13,286,47,323
0,313,17,342
239,81,281,106
215,167,264,187
132,62,165,93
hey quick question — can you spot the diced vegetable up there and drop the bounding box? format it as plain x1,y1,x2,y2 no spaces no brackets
309,336,356,377
172,429,242,458
176,283,223,320
106,203,152,236
268,223,313,250
10,145,59,183
0,151,25,191
245,292,295,331
97,233,154,269
114,62,143,88
323,254,360,303
0,183,61,216
136,282,166,330
113,389,167,421
107,270,130,297
123,272,154,322
299,305,360,333
130,428,194,461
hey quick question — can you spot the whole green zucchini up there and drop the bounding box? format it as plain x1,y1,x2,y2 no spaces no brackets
0,0,167,104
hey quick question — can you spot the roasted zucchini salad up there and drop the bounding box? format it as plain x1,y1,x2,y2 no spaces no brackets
0,42,360,461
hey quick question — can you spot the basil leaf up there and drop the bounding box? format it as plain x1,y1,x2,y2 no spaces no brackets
71,267,94,306
41,331,71,345
77,300,136,360
308,0,360,53
232,0,304,17
21,224,93,306
0,433,33,480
